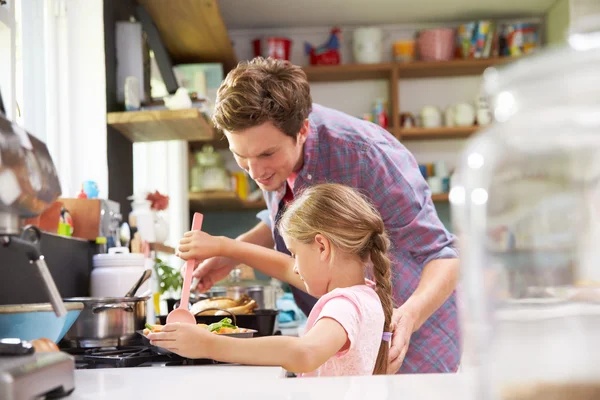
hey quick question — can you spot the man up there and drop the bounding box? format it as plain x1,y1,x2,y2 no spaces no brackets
192,57,460,374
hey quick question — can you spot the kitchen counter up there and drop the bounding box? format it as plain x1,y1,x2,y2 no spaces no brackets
70,365,471,399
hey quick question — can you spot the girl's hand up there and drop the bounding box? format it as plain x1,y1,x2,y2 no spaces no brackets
148,323,214,359
177,231,226,262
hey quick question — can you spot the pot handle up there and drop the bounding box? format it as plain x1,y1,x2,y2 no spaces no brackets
93,303,134,314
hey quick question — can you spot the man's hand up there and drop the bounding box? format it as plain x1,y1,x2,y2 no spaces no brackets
190,256,237,292
177,231,238,293
387,306,417,374
148,323,214,359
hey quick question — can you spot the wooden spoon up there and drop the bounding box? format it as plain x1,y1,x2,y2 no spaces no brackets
166,212,203,324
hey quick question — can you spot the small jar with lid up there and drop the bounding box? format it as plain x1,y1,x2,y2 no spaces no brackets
91,247,148,298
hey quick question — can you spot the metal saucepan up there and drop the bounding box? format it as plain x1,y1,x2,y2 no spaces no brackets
61,296,149,348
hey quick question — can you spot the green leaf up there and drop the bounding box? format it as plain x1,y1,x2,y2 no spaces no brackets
153,259,183,294
206,317,237,332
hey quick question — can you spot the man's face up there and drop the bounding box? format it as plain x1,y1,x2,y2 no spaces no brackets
225,121,309,191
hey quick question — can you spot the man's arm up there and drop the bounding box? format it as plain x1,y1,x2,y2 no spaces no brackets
360,142,459,314
358,141,459,372
401,258,459,331
190,220,276,292
236,220,274,249
220,236,306,291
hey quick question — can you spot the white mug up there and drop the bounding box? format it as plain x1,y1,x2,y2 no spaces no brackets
435,160,449,178
353,27,384,64
454,103,475,127
428,176,444,194
421,106,442,128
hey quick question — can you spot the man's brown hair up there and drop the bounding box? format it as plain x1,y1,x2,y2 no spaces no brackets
212,57,313,139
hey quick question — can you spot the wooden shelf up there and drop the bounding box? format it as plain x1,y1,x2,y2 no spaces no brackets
150,243,176,255
397,57,516,79
303,63,394,82
431,193,449,202
189,191,266,212
398,126,479,140
137,0,237,73
107,108,214,143
302,57,516,82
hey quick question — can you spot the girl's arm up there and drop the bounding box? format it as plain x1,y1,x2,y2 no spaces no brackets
149,318,348,373
178,231,306,292
208,318,347,372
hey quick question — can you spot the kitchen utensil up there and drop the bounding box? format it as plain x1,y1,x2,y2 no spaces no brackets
220,285,277,310
61,296,149,348
147,308,257,355
0,303,84,343
124,269,153,298
158,309,280,337
90,247,147,298
138,326,257,355
167,213,203,324
417,28,455,61
353,27,383,64
0,351,75,400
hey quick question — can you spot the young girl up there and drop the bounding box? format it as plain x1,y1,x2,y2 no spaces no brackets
149,183,394,376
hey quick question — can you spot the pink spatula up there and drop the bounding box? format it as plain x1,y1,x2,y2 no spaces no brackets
167,212,203,324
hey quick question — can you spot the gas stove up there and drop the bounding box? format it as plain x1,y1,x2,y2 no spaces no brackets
61,345,223,369
59,330,283,369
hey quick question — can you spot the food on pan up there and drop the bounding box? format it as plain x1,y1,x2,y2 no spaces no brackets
190,294,258,316
143,324,163,336
144,318,249,336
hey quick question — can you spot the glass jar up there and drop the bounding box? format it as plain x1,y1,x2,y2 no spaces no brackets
452,29,600,399
189,145,231,192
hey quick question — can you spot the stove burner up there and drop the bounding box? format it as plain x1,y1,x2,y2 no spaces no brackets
60,336,145,349
61,346,222,369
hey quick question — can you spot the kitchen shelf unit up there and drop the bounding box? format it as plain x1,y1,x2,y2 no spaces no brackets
303,57,515,141
149,243,176,255
398,126,480,140
431,193,450,202
107,108,214,143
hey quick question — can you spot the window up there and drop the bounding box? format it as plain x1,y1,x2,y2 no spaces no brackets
2,0,108,199
0,0,16,120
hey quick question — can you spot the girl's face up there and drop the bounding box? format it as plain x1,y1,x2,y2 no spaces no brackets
284,235,331,298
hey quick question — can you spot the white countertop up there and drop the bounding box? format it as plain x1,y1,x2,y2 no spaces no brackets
70,365,470,399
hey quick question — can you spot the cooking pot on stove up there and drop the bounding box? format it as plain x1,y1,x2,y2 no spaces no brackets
61,296,149,348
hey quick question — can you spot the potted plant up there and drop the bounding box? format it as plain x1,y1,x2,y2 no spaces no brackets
153,257,182,313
